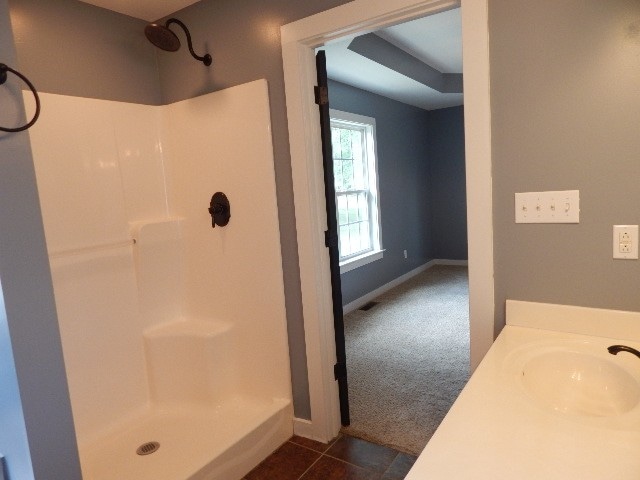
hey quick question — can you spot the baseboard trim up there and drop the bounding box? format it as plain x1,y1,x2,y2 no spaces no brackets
293,417,316,440
342,259,467,314
435,259,469,266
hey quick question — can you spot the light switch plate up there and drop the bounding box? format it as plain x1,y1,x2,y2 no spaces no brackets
613,225,638,259
515,190,580,223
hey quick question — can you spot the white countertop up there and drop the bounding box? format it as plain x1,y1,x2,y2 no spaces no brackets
406,301,640,479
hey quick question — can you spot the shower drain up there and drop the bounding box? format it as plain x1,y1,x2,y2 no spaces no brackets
136,441,160,456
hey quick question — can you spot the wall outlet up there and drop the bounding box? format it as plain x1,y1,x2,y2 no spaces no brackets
403,249,408,259
613,225,638,259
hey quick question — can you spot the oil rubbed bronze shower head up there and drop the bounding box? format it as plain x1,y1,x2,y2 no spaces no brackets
145,23,180,52
145,18,212,66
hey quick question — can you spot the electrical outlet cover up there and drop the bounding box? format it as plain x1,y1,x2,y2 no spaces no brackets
613,225,638,260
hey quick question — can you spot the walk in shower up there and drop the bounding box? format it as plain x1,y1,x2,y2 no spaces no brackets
25,80,292,479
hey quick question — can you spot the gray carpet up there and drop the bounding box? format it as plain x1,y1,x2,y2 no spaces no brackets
341,265,470,455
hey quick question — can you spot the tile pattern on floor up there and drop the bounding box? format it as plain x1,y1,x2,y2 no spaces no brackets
244,434,417,480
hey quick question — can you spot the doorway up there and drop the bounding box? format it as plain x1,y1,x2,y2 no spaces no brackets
282,0,493,443
322,10,470,450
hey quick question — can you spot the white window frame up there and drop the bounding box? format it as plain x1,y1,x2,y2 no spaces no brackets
329,109,383,274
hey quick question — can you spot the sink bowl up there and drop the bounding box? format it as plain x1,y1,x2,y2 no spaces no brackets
520,349,640,417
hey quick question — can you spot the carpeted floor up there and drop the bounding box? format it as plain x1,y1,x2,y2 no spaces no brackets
341,265,470,455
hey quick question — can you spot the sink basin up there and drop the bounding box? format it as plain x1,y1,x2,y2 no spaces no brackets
519,349,640,417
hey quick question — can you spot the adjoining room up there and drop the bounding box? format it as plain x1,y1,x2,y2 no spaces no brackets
321,9,470,454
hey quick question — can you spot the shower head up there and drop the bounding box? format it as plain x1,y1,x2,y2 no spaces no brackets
145,18,212,66
145,23,181,52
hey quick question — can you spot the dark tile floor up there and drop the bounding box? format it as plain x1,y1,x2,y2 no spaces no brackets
243,434,417,480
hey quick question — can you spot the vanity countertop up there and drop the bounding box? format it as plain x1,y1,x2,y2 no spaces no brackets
405,300,640,480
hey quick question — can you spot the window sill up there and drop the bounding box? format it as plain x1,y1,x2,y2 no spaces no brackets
339,249,384,274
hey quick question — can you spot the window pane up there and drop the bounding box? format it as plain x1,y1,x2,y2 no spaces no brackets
352,131,365,189
337,195,348,226
339,225,350,256
352,130,362,161
331,127,342,159
360,221,371,251
347,194,358,223
357,192,367,221
340,129,352,159
333,160,343,192
342,159,353,190
349,223,361,254
353,161,364,190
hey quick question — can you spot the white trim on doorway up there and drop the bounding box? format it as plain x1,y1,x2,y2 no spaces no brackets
281,0,493,443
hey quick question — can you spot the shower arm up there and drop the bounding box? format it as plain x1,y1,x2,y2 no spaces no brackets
165,18,212,66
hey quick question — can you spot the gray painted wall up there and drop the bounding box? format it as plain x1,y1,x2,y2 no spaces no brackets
8,0,354,421
490,0,640,332
9,0,161,104
0,294,33,479
328,81,467,305
328,80,433,305
429,106,467,260
0,1,81,478
0,11,34,467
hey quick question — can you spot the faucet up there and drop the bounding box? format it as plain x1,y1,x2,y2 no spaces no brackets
608,345,640,360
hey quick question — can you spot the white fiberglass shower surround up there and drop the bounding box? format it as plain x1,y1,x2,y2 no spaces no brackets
25,80,293,480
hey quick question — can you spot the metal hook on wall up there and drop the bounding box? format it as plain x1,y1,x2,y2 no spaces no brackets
0,63,40,133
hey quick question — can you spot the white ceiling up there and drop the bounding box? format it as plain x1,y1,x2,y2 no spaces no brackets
78,0,200,21
78,1,462,111
323,8,463,111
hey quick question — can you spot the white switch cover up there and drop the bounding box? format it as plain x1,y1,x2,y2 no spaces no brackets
613,225,638,259
515,190,580,223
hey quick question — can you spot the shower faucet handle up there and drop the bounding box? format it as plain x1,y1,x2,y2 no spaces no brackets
208,192,230,228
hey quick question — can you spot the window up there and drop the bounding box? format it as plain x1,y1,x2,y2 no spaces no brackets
329,109,383,273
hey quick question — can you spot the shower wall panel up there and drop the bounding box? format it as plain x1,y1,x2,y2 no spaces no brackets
25,92,169,442
25,81,293,448
162,80,292,402
23,93,168,244
48,248,146,443
25,94,130,253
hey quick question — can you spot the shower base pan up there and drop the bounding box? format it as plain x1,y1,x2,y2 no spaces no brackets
79,396,291,480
